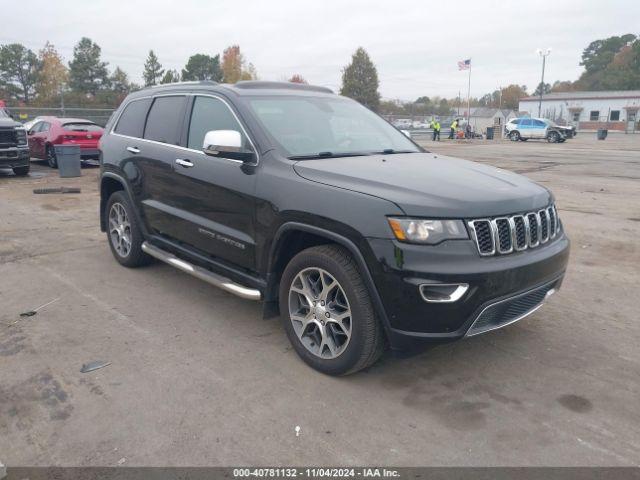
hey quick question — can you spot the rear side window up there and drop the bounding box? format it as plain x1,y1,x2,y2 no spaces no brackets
114,99,152,138
187,96,248,150
144,96,187,145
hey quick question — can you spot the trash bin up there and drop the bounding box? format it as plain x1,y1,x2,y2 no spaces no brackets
486,127,494,140
54,144,81,177
597,128,608,140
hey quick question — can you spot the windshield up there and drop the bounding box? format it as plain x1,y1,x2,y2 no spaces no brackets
246,96,420,158
544,119,558,127
0,109,8,118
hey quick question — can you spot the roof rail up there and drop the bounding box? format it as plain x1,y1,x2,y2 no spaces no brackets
145,80,219,90
233,81,333,94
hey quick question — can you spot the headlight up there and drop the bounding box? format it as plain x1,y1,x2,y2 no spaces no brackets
387,218,468,244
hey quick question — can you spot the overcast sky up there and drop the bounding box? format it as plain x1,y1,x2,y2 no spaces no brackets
3,0,638,100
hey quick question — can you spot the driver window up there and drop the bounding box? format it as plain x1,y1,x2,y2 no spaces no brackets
187,96,249,151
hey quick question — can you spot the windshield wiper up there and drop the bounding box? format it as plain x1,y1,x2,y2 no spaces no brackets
288,151,372,160
374,149,418,155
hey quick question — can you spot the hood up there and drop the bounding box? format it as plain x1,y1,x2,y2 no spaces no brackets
293,152,552,218
0,117,20,128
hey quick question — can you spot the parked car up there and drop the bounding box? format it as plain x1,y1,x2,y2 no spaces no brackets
0,108,30,175
505,117,574,143
27,117,104,168
22,117,45,132
99,81,570,375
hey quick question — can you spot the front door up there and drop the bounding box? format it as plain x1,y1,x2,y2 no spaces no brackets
165,95,258,271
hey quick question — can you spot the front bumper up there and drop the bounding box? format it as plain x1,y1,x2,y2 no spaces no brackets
0,147,30,168
366,233,570,350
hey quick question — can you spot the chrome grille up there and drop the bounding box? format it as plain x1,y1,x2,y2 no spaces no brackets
469,205,560,256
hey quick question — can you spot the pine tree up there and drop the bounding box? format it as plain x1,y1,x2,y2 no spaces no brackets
340,47,380,111
68,37,109,95
110,67,131,94
160,69,180,84
143,50,164,87
181,54,222,82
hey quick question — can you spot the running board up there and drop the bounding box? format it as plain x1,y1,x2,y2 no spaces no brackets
141,242,262,301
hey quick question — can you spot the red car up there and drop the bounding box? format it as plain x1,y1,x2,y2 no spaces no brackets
27,117,104,168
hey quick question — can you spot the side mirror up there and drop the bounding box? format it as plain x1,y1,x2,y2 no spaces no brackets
203,130,255,163
27,129,35,135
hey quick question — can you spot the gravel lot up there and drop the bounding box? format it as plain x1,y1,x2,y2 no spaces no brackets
1,134,639,467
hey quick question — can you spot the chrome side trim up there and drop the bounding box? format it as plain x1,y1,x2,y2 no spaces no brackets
141,242,261,301
419,283,469,303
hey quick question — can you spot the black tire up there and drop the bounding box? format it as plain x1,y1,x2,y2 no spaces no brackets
46,145,58,168
509,131,520,141
547,131,561,143
13,165,30,176
105,190,152,268
279,245,384,376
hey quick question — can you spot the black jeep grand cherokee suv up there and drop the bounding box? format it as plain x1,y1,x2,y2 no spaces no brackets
99,81,569,375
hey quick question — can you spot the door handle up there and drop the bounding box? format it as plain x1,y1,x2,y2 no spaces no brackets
126,146,140,154
175,158,194,168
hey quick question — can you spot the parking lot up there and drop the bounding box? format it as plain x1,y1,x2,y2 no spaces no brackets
1,134,639,466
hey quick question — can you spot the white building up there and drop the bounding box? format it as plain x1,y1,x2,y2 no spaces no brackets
464,107,517,136
519,90,640,131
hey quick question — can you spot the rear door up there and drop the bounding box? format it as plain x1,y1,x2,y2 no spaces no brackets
134,96,189,239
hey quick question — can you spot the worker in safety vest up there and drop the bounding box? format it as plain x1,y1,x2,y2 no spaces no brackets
430,119,441,141
449,118,458,139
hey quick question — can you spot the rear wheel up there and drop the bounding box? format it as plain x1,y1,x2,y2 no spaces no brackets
12,165,30,176
509,131,520,141
279,245,384,375
106,191,152,267
46,145,58,168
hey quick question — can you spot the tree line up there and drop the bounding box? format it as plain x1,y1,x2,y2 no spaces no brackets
1,33,638,114
0,37,259,107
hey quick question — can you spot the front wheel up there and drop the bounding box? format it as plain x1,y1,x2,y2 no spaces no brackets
279,245,384,375
13,165,30,176
509,131,520,141
547,131,561,143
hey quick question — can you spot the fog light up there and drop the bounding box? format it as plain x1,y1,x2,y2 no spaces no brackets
419,283,469,303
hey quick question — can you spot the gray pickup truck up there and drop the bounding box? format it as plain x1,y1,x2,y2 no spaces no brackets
0,108,30,176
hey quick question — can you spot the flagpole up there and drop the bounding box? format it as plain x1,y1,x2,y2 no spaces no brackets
466,61,472,133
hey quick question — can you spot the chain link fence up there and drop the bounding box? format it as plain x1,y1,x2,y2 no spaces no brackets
6,106,116,127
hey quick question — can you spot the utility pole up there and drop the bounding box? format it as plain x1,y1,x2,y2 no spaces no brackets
536,48,551,117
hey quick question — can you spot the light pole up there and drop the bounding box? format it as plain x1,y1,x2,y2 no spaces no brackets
536,48,551,117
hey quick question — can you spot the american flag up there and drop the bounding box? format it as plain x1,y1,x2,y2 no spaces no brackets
458,59,471,70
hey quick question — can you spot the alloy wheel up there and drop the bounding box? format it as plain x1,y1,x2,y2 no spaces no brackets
288,267,352,359
47,147,57,168
109,202,132,258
